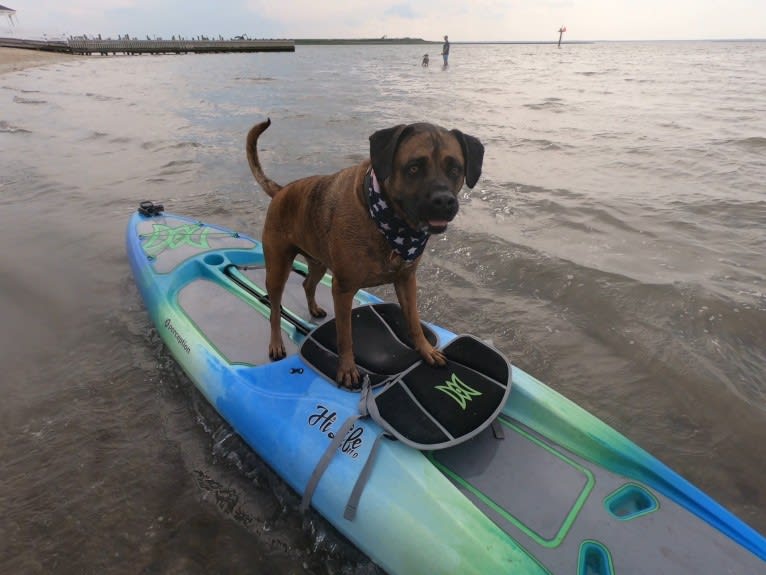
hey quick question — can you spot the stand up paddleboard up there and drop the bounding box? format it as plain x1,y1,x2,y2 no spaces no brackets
127,203,765,575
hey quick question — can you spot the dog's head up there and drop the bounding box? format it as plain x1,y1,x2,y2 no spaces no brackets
369,123,484,234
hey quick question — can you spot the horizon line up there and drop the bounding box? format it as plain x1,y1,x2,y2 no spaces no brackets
292,36,766,43
3,32,764,44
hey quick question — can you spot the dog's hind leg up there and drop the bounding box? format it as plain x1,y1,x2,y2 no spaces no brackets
302,258,328,318
264,242,297,361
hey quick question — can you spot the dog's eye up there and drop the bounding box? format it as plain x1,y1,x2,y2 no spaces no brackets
448,165,462,179
407,164,419,176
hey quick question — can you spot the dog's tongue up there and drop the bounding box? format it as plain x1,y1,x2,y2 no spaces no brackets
428,220,449,227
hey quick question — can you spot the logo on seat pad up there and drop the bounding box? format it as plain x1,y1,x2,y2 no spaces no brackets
435,373,482,410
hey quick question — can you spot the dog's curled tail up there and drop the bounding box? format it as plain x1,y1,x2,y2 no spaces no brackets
246,118,282,198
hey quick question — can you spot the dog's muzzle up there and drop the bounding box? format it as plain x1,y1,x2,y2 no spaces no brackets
420,189,459,233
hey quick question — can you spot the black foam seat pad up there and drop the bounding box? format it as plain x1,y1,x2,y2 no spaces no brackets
371,335,511,449
300,303,512,450
300,303,438,386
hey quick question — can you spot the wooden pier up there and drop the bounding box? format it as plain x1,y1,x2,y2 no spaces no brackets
0,37,295,55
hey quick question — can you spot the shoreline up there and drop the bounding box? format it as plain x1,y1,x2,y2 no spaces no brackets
0,47,81,75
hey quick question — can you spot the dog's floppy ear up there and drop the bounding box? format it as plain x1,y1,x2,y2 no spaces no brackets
451,129,485,189
369,124,408,182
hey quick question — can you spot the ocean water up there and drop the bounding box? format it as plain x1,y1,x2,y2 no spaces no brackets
1,41,764,573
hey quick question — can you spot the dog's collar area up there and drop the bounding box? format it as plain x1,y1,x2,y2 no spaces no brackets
366,169,429,261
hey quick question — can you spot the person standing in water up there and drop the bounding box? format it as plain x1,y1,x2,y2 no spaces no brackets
441,35,450,67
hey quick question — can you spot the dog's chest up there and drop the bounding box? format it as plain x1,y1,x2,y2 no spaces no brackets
359,250,418,286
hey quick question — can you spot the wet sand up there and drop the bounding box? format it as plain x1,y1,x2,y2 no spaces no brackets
0,46,80,74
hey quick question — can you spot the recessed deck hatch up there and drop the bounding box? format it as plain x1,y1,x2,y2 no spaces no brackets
431,418,594,547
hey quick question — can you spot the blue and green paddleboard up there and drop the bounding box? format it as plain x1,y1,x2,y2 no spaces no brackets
127,204,765,574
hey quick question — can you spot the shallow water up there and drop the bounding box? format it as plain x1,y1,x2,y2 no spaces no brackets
1,41,765,573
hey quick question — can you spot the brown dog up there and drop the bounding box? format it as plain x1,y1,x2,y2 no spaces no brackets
247,118,484,388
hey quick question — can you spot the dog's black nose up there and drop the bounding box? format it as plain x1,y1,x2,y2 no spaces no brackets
430,191,457,217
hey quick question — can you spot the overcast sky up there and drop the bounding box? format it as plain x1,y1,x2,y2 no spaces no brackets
3,1,765,42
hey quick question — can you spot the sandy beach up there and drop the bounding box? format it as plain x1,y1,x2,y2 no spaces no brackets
0,46,80,74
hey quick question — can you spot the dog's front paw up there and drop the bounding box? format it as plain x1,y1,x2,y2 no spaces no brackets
418,344,447,367
336,356,361,389
268,339,287,361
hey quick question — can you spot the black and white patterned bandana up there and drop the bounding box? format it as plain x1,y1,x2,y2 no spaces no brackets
367,169,430,261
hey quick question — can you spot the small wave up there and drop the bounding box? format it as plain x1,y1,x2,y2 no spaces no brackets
576,70,614,77
625,146,653,155
154,159,198,177
0,120,31,134
714,136,766,150
523,98,566,112
233,76,275,82
511,138,566,151
141,141,202,151
160,160,196,169
13,95,47,105
170,141,202,150
592,131,625,139
668,198,766,231
658,121,692,131
82,131,109,140
85,92,122,102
